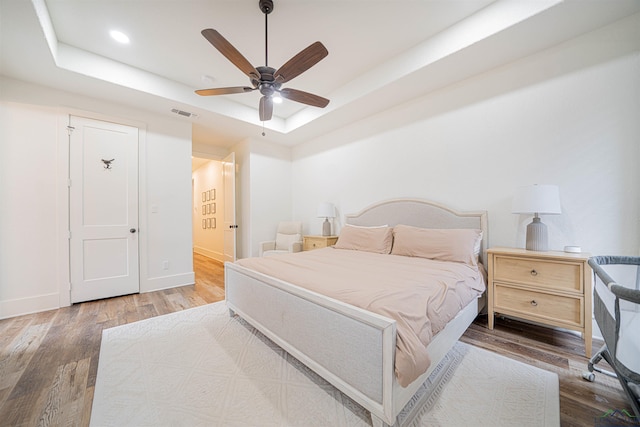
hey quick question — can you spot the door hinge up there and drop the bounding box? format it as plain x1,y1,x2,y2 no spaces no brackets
67,179,72,188
66,125,75,136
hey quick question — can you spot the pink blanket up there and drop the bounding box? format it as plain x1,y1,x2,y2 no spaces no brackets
235,247,485,386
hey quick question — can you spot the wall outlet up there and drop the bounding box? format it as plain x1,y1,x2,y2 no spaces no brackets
162,261,169,270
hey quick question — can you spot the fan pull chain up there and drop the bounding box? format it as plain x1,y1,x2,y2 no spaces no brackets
262,122,266,137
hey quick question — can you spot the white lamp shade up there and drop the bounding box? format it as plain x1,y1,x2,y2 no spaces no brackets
512,185,561,215
317,202,336,218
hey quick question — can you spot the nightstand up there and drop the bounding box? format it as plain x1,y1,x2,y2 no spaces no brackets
487,247,592,357
303,235,338,251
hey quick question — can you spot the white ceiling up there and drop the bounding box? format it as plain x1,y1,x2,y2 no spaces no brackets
2,0,640,149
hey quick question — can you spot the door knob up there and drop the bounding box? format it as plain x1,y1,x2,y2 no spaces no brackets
130,228,137,233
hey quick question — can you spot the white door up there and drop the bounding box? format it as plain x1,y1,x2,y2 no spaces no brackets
223,152,237,262
69,116,139,303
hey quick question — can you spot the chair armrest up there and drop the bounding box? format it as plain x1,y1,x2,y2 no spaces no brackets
291,241,303,253
259,241,276,257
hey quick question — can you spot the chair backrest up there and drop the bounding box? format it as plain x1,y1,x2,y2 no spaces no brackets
276,221,302,235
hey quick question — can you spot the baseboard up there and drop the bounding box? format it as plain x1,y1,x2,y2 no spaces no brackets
0,292,60,320
193,246,224,263
141,272,195,293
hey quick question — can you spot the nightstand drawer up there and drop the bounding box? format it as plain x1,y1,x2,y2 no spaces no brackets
493,255,582,292
494,283,583,327
303,236,338,251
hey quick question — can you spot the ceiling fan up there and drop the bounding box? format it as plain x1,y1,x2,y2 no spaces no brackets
195,0,330,122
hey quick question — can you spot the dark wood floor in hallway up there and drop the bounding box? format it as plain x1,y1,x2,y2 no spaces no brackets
0,252,635,426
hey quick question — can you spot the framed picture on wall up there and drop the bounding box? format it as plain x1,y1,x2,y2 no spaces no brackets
211,189,216,200
202,219,206,229
211,218,216,229
211,203,216,214
202,192,206,202
202,205,206,214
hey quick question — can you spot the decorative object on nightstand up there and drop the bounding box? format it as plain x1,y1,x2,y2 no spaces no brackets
317,202,336,236
303,235,338,251
487,247,592,357
512,184,561,251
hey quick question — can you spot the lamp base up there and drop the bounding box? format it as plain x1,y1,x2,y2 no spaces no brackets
526,217,548,251
322,218,331,236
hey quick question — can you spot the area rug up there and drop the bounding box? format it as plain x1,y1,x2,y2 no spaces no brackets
90,301,559,426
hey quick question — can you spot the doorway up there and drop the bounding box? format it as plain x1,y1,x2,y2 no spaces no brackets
192,152,236,263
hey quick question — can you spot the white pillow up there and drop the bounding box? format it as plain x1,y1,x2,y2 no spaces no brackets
275,233,301,251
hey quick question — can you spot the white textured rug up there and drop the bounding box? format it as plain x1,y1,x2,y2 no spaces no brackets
91,301,559,427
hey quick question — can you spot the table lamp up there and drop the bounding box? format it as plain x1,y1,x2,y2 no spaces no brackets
317,202,336,236
512,184,561,251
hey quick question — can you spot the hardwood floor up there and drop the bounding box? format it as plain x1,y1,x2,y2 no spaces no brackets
0,253,636,426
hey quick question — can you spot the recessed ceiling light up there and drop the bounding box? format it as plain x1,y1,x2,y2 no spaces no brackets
109,30,130,44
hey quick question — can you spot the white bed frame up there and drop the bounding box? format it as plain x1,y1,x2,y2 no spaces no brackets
225,199,488,426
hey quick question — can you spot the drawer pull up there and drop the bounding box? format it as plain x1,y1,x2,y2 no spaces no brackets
531,300,538,307
530,269,538,276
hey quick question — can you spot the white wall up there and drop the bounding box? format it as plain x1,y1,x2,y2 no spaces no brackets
0,102,61,316
291,14,640,257
231,137,293,258
0,78,194,318
192,160,225,261
142,120,194,292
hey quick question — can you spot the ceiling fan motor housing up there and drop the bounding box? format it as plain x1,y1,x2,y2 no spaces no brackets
254,66,281,96
259,0,274,15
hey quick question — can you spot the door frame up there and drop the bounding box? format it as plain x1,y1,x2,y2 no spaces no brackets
192,150,236,263
56,108,147,307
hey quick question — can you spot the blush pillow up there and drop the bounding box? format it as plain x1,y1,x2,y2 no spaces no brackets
391,224,482,265
334,224,394,254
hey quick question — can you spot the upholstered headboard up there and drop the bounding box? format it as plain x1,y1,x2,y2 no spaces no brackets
345,198,488,265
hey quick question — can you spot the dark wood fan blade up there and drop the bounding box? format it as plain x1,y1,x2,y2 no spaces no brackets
274,41,328,84
279,88,329,108
259,96,273,121
202,29,260,80
195,87,255,96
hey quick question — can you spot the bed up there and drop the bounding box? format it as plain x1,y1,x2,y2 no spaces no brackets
225,198,488,426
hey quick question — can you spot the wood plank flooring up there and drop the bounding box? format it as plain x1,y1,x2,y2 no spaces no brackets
0,252,636,426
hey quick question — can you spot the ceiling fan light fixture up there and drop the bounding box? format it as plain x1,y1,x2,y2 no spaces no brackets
272,95,283,104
